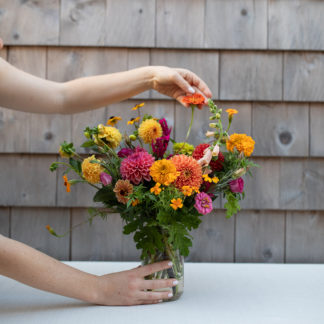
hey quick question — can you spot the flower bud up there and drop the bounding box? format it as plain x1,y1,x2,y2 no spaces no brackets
215,113,221,119
129,134,137,141
205,131,215,138
209,123,217,128
209,116,217,120
234,168,246,178
100,172,112,186
84,131,91,139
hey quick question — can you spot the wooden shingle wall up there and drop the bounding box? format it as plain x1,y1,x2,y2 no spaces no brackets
0,0,324,263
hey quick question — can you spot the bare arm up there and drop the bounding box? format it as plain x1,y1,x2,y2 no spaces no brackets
0,235,176,305
0,57,212,114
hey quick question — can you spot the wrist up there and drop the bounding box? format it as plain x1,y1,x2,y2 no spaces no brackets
140,66,157,91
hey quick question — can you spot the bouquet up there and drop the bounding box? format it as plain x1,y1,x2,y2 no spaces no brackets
48,94,256,300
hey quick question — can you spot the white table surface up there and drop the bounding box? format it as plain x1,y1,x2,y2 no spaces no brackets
1,262,324,324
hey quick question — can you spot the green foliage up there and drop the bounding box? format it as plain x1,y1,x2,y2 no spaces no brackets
224,191,241,218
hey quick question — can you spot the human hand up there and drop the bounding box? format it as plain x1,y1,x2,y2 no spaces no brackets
94,260,177,306
0,38,3,50
149,66,212,109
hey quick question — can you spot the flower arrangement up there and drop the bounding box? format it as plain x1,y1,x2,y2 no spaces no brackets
49,95,256,300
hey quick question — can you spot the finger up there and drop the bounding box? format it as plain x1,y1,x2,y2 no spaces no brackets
0,38,3,50
140,278,178,290
136,260,172,277
176,68,212,98
172,72,195,94
137,290,173,301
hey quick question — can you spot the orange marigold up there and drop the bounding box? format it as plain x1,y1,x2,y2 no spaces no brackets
226,133,255,157
226,109,238,117
63,175,71,192
171,154,203,190
182,93,205,105
170,198,183,210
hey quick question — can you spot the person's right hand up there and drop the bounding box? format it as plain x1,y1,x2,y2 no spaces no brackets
94,260,178,306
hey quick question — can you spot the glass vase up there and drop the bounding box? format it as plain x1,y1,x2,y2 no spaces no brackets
142,246,184,302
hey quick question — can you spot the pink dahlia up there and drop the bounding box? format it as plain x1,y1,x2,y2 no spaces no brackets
120,151,155,185
194,192,213,215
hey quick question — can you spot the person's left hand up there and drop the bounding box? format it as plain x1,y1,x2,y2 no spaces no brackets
149,66,212,109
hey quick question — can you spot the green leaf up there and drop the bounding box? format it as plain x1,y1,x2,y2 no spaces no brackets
69,158,81,173
224,192,241,218
81,140,95,148
93,186,118,206
49,162,59,172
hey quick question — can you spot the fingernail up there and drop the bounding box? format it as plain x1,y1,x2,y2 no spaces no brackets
172,280,179,286
168,261,173,266
188,86,195,94
168,293,173,298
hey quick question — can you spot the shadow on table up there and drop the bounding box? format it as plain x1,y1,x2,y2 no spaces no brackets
0,301,92,315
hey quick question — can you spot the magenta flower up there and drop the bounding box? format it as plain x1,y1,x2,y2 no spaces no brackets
100,172,112,186
194,192,213,215
120,151,155,185
159,118,172,137
152,136,169,158
229,177,244,193
117,148,133,158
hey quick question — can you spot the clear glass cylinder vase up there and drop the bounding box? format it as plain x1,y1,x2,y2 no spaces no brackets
142,247,184,302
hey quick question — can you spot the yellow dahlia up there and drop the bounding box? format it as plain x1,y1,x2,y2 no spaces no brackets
97,124,122,149
171,155,203,190
150,159,179,186
81,155,104,184
226,133,255,157
138,119,163,144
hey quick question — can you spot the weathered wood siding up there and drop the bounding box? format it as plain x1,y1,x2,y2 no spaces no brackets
0,0,323,263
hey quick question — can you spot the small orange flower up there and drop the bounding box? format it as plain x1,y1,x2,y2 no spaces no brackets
226,109,238,117
150,183,162,195
127,117,141,125
106,116,122,126
131,103,145,111
182,186,193,196
131,199,140,207
182,93,205,106
63,175,70,193
170,198,183,210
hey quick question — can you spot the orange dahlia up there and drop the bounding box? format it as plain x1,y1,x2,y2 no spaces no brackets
226,133,255,157
171,154,203,190
113,179,133,204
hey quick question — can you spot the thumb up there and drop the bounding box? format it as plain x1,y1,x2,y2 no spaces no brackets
173,73,195,94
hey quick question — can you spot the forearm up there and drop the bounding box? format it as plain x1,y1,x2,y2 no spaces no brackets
61,66,154,114
0,235,98,303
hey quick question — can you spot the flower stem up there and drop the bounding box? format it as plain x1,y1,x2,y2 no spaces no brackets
185,104,195,143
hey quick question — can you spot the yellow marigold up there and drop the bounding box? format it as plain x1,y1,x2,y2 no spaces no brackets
202,174,219,184
106,116,122,126
226,133,255,157
226,109,238,117
170,198,183,210
138,119,163,144
150,159,179,186
127,117,140,125
97,124,122,149
182,186,193,196
150,183,162,195
132,103,145,111
81,155,104,184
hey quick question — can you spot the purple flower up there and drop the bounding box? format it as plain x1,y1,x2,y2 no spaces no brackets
152,136,169,158
229,177,244,193
117,148,133,158
100,172,112,186
159,118,172,137
194,192,213,215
